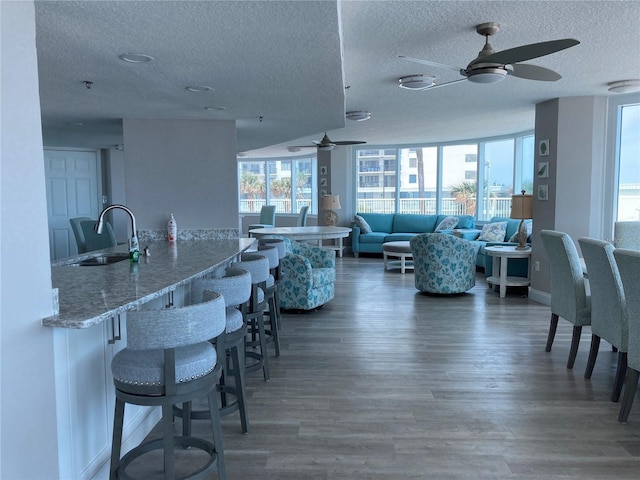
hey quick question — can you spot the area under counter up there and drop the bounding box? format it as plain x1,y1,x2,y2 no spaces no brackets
44,238,255,329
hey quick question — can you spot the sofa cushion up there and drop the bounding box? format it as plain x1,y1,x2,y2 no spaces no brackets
384,233,418,242
435,216,459,232
359,232,388,244
489,217,523,242
392,214,438,233
354,214,372,234
477,221,508,242
358,213,394,233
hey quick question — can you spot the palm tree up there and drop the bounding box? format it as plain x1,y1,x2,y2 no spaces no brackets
450,180,477,215
240,172,265,198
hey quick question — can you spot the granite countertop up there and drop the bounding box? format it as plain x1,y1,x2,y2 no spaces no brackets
43,238,255,329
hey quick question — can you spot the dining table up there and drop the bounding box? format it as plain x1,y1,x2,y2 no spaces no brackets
249,225,352,257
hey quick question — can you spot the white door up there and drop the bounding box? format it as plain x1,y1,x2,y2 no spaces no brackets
44,149,101,259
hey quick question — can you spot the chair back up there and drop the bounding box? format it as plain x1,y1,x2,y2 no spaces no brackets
69,217,91,253
126,291,226,350
614,249,640,371
259,205,276,225
578,237,627,349
80,219,117,252
296,205,309,227
540,230,590,326
236,253,270,285
192,267,251,307
257,245,279,270
614,221,640,250
258,238,286,259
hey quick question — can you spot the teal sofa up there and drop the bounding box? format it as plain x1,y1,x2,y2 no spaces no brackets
351,213,476,257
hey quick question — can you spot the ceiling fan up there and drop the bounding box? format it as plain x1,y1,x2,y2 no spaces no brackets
399,22,579,89
290,132,366,151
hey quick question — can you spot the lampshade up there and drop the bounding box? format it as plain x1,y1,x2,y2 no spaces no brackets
321,194,341,211
510,191,533,220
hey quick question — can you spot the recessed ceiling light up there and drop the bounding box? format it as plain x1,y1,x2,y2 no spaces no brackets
205,106,226,111
608,79,640,94
186,86,213,93
346,111,371,121
398,74,436,90
118,53,154,63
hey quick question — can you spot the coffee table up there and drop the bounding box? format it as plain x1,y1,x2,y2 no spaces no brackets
249,226,352,257
485,245,532,298
382,241,414,273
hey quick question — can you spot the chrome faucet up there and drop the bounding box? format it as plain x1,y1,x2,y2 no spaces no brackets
95,204,139,262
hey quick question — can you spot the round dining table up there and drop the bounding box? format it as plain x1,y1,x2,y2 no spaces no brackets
249,226,352,257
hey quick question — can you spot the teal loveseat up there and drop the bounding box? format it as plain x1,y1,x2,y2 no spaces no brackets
351,213,476,257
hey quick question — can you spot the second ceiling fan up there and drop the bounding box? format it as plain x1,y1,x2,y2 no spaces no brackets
399,22,580,89
290,132,366,151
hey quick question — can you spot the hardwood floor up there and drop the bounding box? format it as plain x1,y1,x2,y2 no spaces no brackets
130,255,640,479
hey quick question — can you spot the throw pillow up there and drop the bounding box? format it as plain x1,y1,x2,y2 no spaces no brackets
435,216,458,232
508,221,533,243
477,221,507,242
354,214,372,234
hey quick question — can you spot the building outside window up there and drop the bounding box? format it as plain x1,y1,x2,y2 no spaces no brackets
354,133,535,219
238,156,317,214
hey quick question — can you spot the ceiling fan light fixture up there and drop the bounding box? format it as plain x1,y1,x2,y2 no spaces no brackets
346,111,371,121
119,53,154,63
287,146,301,153
398,74,436,90
466,67,508,84
318,144,335,152
608,79,640,94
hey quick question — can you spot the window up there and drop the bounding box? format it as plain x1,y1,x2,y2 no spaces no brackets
354,132,534,219
238,156,317,214
615,103,640,221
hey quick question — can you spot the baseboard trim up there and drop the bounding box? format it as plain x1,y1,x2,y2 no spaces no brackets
529,288,550,306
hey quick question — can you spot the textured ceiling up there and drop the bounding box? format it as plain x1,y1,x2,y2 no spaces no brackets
35,1,640,157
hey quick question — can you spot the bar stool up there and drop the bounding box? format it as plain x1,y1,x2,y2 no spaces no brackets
110,292,227,480
258,237,286,330
189,268,252,433
257,245,281,356
236,253,271,381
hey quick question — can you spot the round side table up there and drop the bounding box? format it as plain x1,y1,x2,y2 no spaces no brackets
484,245,531,298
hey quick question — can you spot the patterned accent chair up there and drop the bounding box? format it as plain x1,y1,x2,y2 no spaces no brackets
410,233,480,294
275,237,336,310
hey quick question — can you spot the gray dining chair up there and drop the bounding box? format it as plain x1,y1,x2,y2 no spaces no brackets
296,205,309,227
614,221,640,250
79,219,117,253
578,237,628,402
614,248,640,422
248,205,276,236
540,230,591,369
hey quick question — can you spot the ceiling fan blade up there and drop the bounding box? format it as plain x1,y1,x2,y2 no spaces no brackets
333,141,367,146
399,55,463,74
475,38,579,66
509,63,562,82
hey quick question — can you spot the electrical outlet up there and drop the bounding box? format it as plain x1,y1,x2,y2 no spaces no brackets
534,261,540,272
102,195,108,204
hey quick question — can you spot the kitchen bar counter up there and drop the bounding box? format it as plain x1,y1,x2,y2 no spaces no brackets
44,238,255,329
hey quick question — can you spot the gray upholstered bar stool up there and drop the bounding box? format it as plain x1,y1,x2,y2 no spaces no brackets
110,292,227,480
190,268,252,434
236,253,271,381
257,245,281,356
258,238,286,330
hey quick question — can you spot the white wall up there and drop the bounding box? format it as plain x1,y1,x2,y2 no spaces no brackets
530,96,608,299
0,1,60,477
123,118,238,230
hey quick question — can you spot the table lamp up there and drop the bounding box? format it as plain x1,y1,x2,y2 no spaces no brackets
510,190,533,250
321,194,341,226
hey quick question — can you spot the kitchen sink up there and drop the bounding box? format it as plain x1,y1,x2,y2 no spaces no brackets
65,252,130,266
